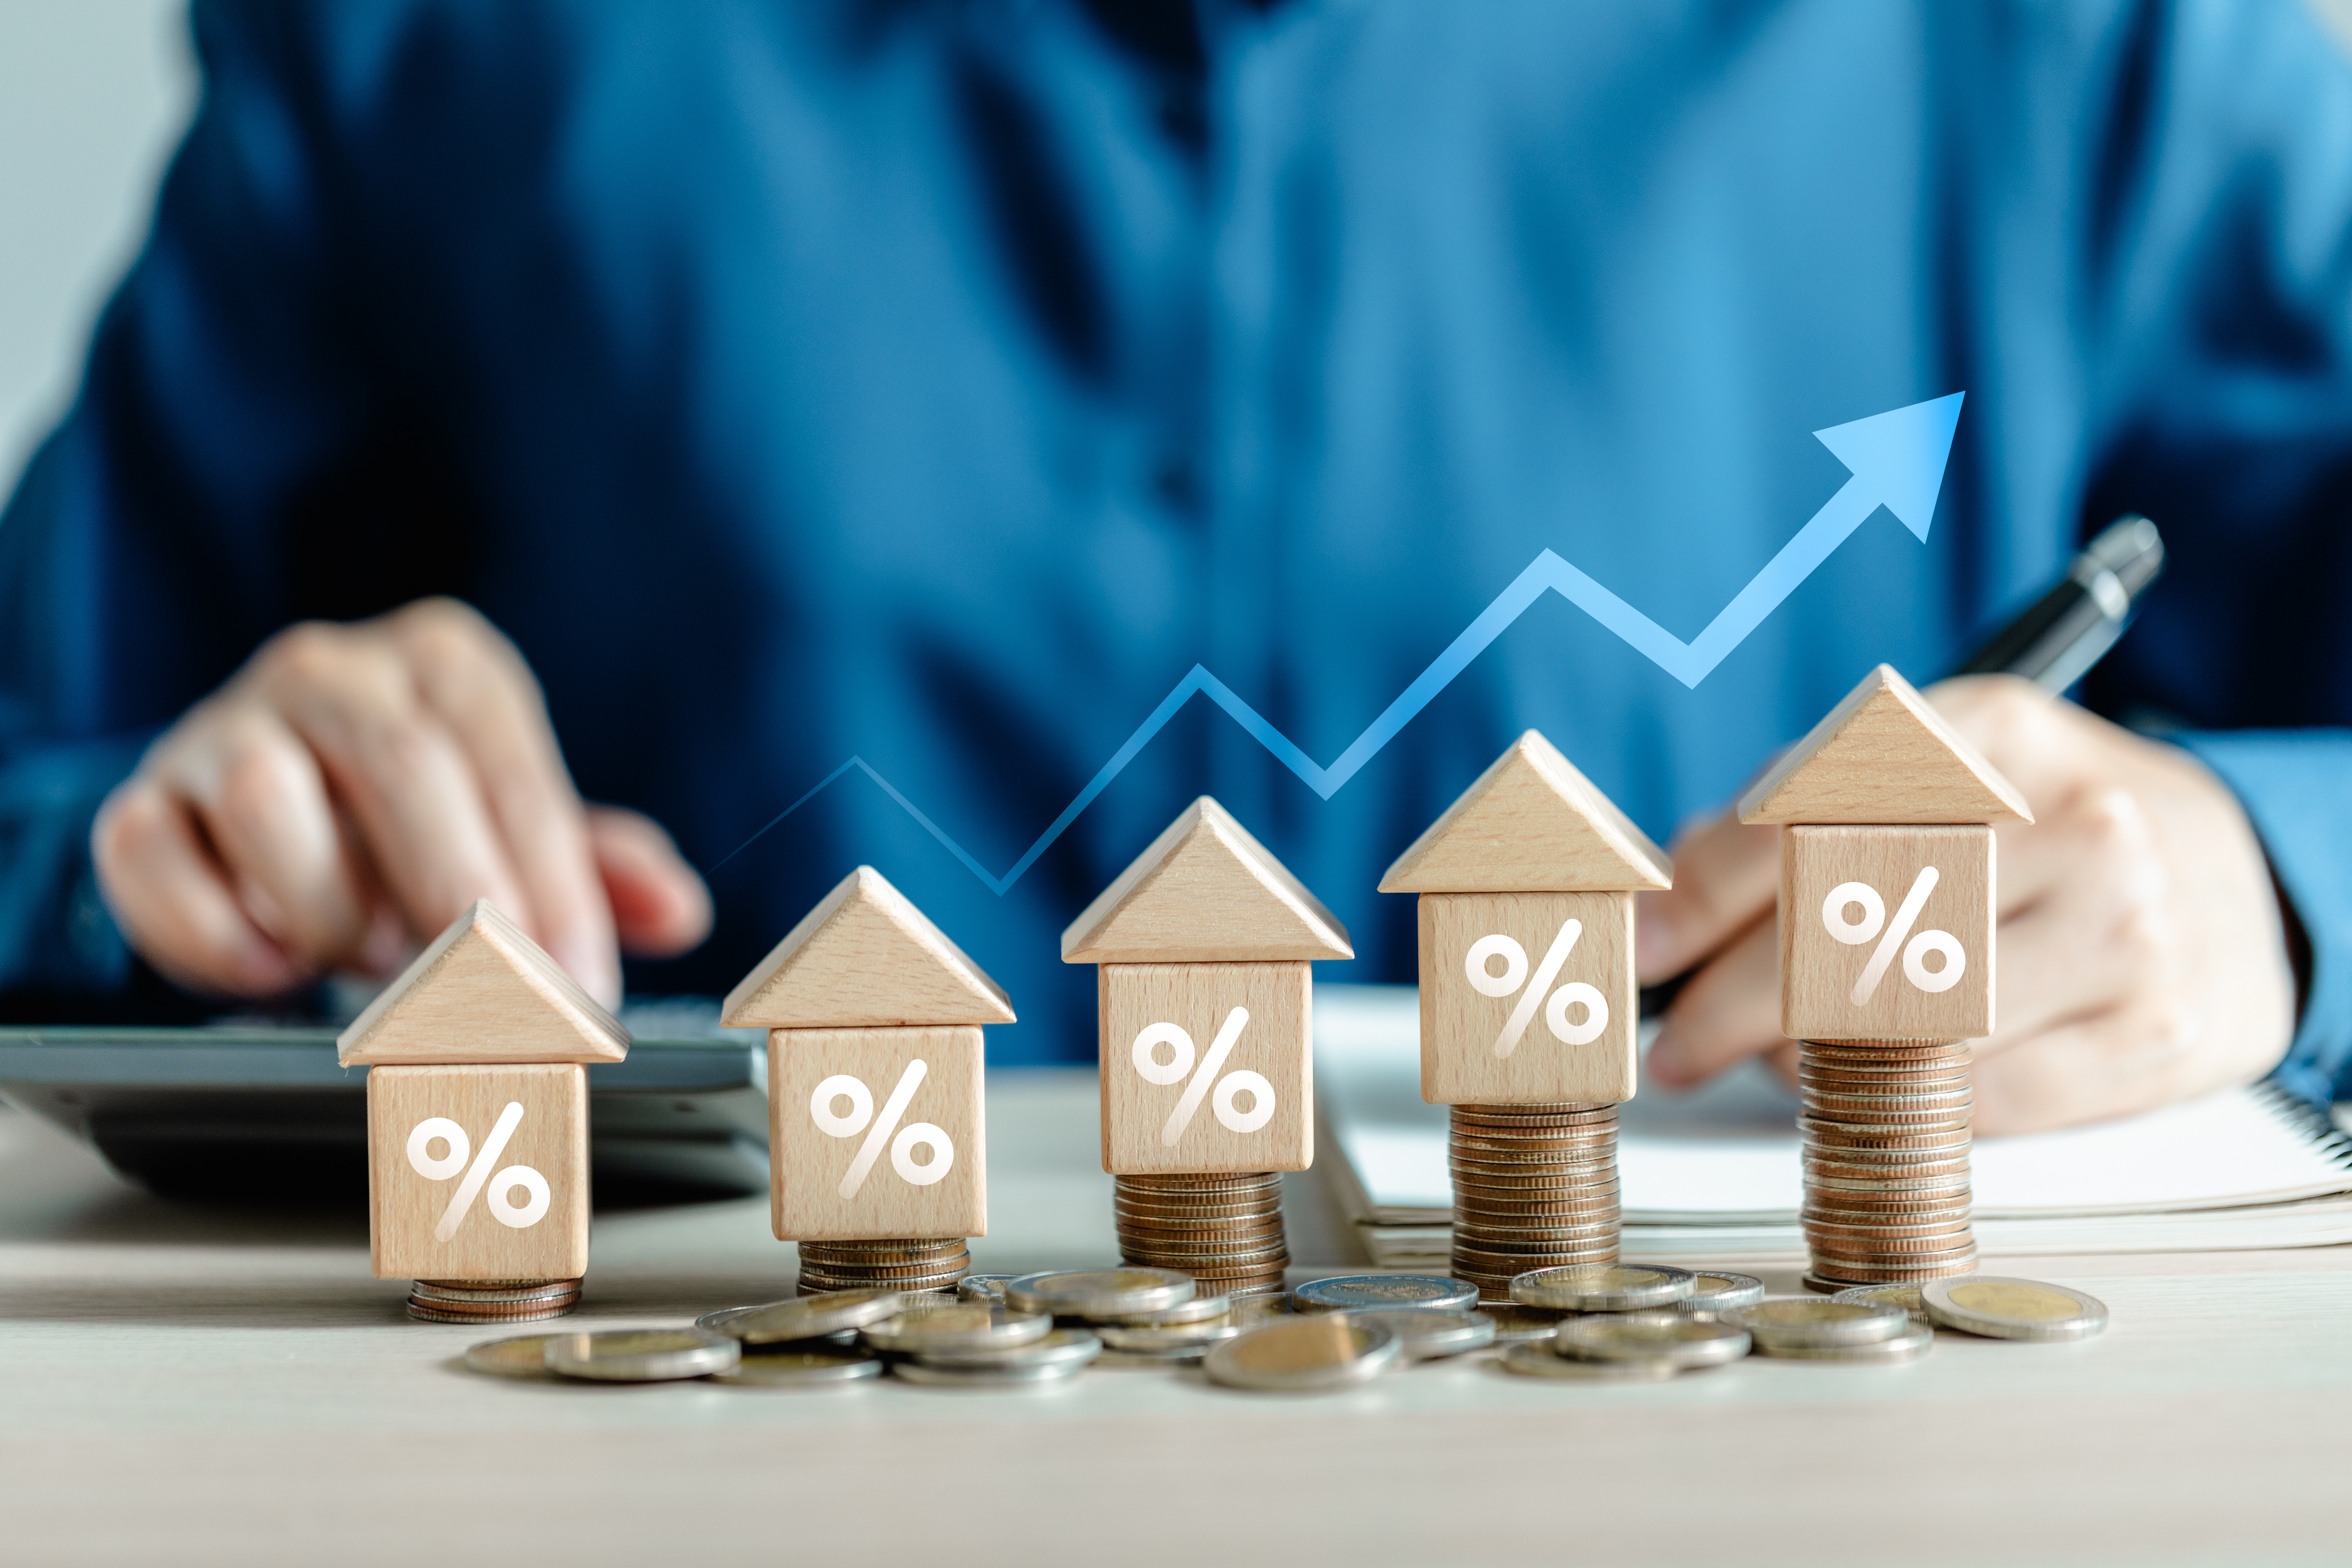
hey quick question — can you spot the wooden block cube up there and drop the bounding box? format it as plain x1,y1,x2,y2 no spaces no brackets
1417,891,1635,1105
767,1027,986,1241
1782,825,1994,1042
368,1063,589,1281
1100,962,1310,1175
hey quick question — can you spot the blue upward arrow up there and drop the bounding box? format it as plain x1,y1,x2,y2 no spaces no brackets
712,392,1966,890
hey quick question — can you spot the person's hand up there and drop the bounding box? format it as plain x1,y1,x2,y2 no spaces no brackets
1635,675,2298,1134
91,598,712,1007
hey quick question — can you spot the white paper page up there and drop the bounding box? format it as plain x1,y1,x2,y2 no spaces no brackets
1315,983,2350,1222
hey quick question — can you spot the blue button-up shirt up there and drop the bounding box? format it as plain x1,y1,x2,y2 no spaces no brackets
4,0,2350,1094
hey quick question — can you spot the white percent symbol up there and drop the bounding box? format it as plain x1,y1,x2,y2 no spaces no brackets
405,1103,552,1242
1464,920,1609,1059
1821,867,1965,1004
809,1061,954,1199
1132,1007,1276,1147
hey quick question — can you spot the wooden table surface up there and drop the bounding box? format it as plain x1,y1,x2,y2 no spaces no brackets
3,1068,2347,1566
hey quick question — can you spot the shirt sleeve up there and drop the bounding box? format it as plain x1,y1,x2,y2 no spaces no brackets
2172,732,2352,1107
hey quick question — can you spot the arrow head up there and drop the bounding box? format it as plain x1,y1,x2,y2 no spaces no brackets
1813,391,1965,542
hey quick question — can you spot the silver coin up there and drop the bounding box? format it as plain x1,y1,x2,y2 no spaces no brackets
543,1329,740,1382
1336,1308,1497,1360
1497,1341,1676,1381
715,1288,905,1345
955,1274,1015,1303
1479,1303,1573,1342
892,1357,1089,1389
1728,1297,1910,1348
1831,1282,1933,1323
1203,1316,1401,1392
1922,1275,2110,1342
1291,1274,1479,1315
860,1304,1054,1354
1085,1292,1233,1327
1098,1322,1243,1353
1509,1264,1695,1312
712,1350,884,1387
1004,1268,1194,1317
1755,1320,1935,1363
915,1327,1104,1373
1677,1271,1767,1314
1556,1311,1750,1368
462,1334,562,1379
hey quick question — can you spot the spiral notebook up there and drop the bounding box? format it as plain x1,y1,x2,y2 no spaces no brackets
1312,985,2352,1266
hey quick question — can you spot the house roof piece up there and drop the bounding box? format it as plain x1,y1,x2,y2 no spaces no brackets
337,900,631,1066
1378,730,1673,893
1061,797,1354,965
1737,663,2034,826
721,865,1016,1029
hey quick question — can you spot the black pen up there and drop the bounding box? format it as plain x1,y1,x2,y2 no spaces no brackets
1637,513,2167,1017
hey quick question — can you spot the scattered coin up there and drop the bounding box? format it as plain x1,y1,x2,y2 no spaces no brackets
1728,1297,1909,1349
1337,1308,1497,1360
1922,1275,2110,1342
1086,1291,1233,1327
1677,1271,1767,1314
892,1357,1088,1389
543,1329,740,1382
712,1350,884,1387
861,1304,1053,1354
1480,1303,1573,1342
462,1334,562,1379
1231,1295,1295,1328
1831,1282,1932,1323
1755,1320,1935,1363
1555,1311,1750,1369
1510,1264,1695,1312
1004,1268,1194,1318
1098,1321,1242,1351
915,1328,1105,1373
1204,1316,1401,1392
1292,1275,1479,1314
955,1274,1015,1303
715,1288,905,1345
1497,1341,1676,1381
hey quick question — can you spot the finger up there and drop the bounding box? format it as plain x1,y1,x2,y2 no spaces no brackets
1646,914,1782,1089
1968,1004,2216,1135
1636,810,1778,982
91,779,306,994
1981,887,2167,1053
385,601,617,1000
589,806,713,958
251,624,532,947
144,705,369,968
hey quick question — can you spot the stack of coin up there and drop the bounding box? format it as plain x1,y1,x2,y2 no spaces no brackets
795,1237,970,1296
406,1277,581,1324
1448,1102,1620,1301
1798,1038,1976,1289
1113,1172,1287,1298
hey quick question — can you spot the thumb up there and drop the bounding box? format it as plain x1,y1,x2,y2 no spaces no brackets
588,806,714,961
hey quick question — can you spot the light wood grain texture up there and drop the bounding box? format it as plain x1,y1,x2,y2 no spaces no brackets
722,866,1015,1028
337,900,629,1066
766,1026,986,1240
1100,962,1311,1173
1737,663,2033,825
1782,825,1995,1041
1379,731,1672,892
1418,891,1636,1104
366,1063,588,1280
1062,797,1353,964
